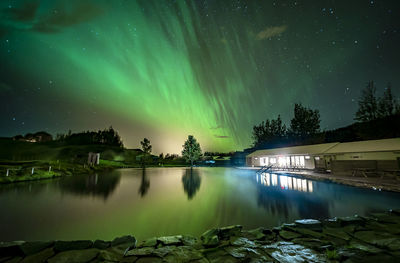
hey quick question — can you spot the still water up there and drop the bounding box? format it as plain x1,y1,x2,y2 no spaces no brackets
1,167,399,242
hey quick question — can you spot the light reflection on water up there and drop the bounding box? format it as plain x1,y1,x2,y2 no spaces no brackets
257,173,313,192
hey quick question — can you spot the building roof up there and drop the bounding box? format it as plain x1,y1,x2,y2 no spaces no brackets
247,142,339,157
324,138,400,154
247,138,400,157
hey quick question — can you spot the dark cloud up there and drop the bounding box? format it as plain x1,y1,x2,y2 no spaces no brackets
32,2,104,33
214,135,229,139
256,25,287,40
5,1,39,21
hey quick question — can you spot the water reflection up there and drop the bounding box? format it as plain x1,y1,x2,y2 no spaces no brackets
182,168,201,200
138,168,150,197
257,173,314,192
255,173,330,219
58,170,121,200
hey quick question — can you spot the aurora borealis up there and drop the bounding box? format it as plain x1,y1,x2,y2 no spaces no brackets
1,0,399,153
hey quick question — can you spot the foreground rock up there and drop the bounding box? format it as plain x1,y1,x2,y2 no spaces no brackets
1,210,400,262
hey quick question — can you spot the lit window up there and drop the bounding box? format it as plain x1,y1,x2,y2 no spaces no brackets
270,157,276,164
305,156,310,160
300,156,305,167
314,156,320,161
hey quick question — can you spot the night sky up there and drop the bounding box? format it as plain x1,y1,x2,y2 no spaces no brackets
1,0,399,154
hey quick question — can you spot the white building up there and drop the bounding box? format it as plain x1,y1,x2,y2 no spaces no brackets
246,138,400,174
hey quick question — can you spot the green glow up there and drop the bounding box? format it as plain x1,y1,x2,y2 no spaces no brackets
3,0,388,153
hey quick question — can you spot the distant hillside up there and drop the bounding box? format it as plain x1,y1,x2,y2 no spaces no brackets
324,113,400,143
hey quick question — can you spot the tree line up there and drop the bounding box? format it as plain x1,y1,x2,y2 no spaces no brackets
252,103,321,149
355,81,399,122
55,126,123,147
252,81,399,149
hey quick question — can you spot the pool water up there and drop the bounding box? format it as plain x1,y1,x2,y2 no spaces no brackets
0,167,399,241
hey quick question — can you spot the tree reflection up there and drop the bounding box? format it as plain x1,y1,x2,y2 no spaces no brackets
59,170,121,200
138,168,150,197
182,168,201,200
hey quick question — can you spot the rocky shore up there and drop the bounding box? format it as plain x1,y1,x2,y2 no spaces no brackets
1,210,400,262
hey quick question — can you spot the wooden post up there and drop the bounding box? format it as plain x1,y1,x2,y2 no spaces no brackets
31,167,34,175
49,166,51,172
6,169,9,176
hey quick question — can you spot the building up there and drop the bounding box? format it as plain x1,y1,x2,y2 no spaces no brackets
246,138,400,174
88,152,100,165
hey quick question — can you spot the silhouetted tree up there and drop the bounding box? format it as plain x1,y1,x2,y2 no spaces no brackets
355,81,378,122
378,83,396,117
289,103,320,138
252,115,286,148
140,138,152,167
182,135,202,167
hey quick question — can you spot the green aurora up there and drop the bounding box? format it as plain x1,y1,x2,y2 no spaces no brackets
1,0,399,153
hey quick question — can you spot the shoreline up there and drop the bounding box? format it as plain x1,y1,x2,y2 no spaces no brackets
1,210,399,262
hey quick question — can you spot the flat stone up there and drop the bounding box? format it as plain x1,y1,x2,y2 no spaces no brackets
270,242,325,263
152,245,176,257
292,228,324,239
20,248,54,263
157,235,182,246
181,235,197,246
208,255,239,263
54,240,93,252
229,237,257,248
163,246,204,262
348,240,382,254
138,237,158,248
295,219,322,230
279,230,302,240
201,229,220,247
244,228,267,240
93,240,111,250
203,235,219,247
323,227,351,241
0,242,24,256
323,218,341,228
219,225,242,239
47,248,99,263
224,246,246,258
364,220,400,235
291,238,326,251
125,247,154,257
354,231,398,249
111,235,136,248
370,212,400,224
338,215,364,226
135,257,163,263
97,250,123,262
19,241,54,256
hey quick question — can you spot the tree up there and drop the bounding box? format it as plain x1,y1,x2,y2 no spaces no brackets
182,135,202,167
355,81,378,122
289,103,320,138
140,138,152,167
378,83,396,117
252,115,286,148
